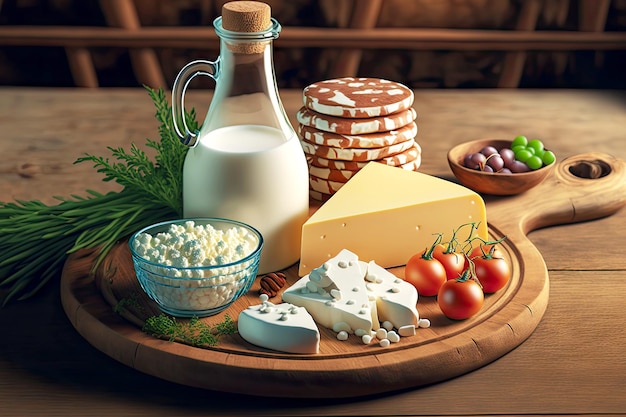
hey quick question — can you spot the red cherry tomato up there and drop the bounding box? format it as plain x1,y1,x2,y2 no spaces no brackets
431,244,465,280
473,255,511,293
465,243,504,270
437,278,484,320
404,253,446,296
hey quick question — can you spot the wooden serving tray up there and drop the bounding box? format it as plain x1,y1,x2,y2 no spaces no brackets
60,152,626,398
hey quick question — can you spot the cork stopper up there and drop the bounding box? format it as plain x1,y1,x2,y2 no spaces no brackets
222,1,271,33
220,1,272,54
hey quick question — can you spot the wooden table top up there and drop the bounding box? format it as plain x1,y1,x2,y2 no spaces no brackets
1,87,625,416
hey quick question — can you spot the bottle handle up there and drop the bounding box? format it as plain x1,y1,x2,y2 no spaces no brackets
171,59,220,147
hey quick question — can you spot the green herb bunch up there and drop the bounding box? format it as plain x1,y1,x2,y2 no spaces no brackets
0,87,197,306
143,314,237,347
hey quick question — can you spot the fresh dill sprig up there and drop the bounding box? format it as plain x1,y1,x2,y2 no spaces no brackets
74,87,196,216
114,291,144,315
142,314,237,347
214,314,238,336
0,87,196,306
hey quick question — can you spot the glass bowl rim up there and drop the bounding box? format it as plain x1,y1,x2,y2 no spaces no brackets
128,217,263,272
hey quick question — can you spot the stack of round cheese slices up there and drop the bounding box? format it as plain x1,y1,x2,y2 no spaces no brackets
297,77,422,201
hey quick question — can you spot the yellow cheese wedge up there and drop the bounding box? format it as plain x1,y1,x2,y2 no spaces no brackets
299,162,488,276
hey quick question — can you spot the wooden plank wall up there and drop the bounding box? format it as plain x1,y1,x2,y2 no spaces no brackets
0,0,622,88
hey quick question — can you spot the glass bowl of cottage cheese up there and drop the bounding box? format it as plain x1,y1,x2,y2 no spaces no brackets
129,218,263,317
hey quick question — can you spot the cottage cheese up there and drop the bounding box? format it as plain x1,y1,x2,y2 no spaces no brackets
131,220,260,314
132,220,257,279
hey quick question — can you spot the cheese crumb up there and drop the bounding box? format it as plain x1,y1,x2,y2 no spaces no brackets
418,318,431,328
387,331,400,343
376,328,388,340
337,331,349,341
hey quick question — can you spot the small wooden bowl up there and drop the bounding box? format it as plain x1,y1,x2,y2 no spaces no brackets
447,139,555,195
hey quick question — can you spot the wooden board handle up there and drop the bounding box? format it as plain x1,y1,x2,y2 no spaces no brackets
487,152,626,238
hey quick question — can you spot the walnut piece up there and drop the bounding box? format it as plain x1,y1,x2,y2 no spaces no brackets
259,272,287,298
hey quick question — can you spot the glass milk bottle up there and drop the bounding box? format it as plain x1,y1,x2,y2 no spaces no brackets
171,1,309,274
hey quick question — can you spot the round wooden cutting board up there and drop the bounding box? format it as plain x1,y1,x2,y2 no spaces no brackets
60,153,626,398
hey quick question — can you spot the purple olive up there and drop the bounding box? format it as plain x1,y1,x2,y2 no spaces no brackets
464,152,486,170
509,160,530,173
486,154,504,171
499,148,516,168
499,167,512,174
480,146,498,157
481,164,494,173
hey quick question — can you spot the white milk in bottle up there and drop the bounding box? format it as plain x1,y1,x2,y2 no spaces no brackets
183,123,308,273
171,2,309,273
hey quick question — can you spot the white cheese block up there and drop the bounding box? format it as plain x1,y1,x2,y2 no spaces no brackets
365,261,419,329
299,162,488,275
238,302,320,354
283,249,421,338
283,249,376,334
